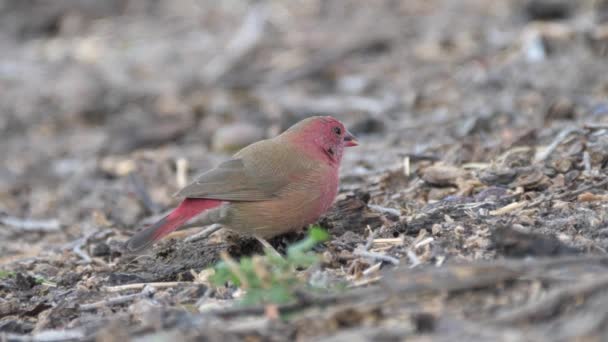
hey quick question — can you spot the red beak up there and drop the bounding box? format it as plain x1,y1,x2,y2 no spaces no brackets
344,130,358,147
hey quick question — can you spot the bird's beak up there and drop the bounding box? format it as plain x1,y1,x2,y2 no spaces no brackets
344,130,358,147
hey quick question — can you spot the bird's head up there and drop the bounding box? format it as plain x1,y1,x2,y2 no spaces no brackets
282,116,358,164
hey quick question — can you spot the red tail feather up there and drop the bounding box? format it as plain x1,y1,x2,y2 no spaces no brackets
126,198,222,252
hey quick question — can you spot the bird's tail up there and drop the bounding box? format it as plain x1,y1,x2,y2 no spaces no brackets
126,198,222,252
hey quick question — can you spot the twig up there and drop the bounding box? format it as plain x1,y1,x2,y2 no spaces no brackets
70,229,113,264
555,178,608,199
103,281,193,293
364,227,377,251
2,329,85,341
367,204,401,217
461,162,491,169
349,276,383,288
490,274,608,324
372,238,403,245
185,224,223,243
527,178,608,209
414,237,434,250
406,250,421,268
128,172,161,214
202,4,266,84
209,287,379,319
176,157,189,189
255,237,283,259
353,250,400,265
489,201,527,216
583,150,592,175
584,122,608,130
403,156,411,177
362,262,383,276
0,215,60,233
72,238,92,264
535,127,582,162
80,285,155,311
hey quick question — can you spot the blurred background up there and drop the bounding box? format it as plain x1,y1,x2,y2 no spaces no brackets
2,1,608,339
1,0,608,257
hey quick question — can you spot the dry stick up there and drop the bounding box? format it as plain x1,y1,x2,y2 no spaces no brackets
70,232,95,264
405,250,420,268
535,127,582,162
364,227,377,251
362,262,383,276
70,229,114,264
104,281,193,293
372,238,403,245
175,157,188,189
490,201,527,216
0,215,60,233
490,274,608,325
61,228,114,264
128,172,161,214
524,255,608,272
521,178,608,211
553,178,608,201
583,150,592,175
403,156,411,177
255,237,283,259
202,4,266,84
210,287,380,319
2,329,85,342
80,285,155,311
584,122,608,130
211,256,608,320
349,276,383,288
367,204,401,217
414,237,434,249
353,250,400,265
185,224,223,243
72,238,92,264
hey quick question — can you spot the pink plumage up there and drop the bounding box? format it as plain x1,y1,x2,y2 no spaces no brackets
126,116,357,252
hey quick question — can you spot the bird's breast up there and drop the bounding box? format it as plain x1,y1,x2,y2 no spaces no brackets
224,166,339,237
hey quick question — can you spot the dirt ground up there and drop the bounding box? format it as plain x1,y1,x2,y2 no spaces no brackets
2,0,608,341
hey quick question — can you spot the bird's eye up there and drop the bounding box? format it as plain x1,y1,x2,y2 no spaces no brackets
333,127,342,135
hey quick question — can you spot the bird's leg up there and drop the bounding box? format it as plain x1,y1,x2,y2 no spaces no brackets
256,236,282,258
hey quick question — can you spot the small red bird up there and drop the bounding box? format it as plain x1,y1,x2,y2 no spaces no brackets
126,116,358,252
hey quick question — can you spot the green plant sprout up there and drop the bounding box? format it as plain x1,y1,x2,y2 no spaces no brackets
210,225,330,306
0,270,14,279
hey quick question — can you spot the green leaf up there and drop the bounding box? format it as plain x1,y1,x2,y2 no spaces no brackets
309,226,330,242
209,225,333,306
0,270,14,279
267,285,294,304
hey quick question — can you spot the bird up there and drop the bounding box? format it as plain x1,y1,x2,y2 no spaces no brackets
125,116,358,252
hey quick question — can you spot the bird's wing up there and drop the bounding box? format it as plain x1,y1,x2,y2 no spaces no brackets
174,139,312,201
